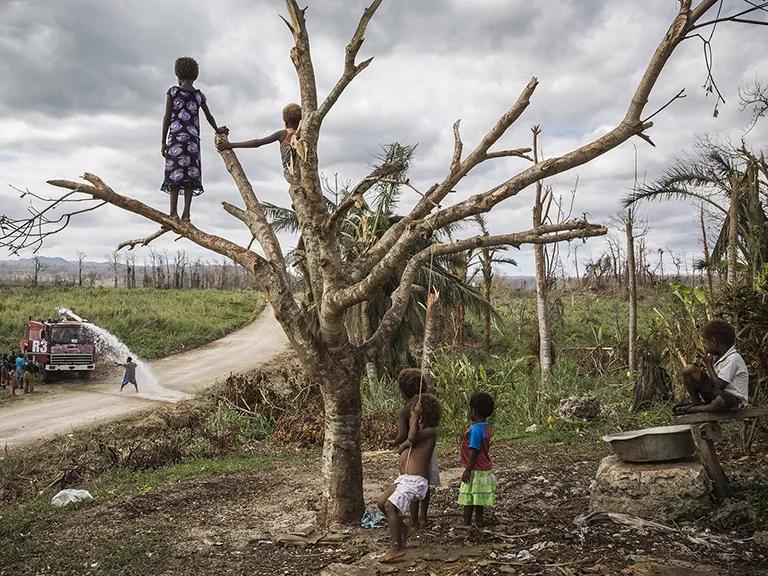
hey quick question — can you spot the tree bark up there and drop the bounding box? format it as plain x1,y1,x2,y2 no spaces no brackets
699,203,714,295
317,356,365,526
482,260,492,349
727,176,739,285
421,291,440,371
625,212,638,373
632,351,670,411
532,127,553,385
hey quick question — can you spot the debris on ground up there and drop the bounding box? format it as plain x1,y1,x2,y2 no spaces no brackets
51,488,93,507
360,505,385,528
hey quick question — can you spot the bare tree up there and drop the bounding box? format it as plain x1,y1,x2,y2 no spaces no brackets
532,126,553,384
76,251,87,286
1,0,760,525
625,209,638,372
108,251,121,288
32,256,46,287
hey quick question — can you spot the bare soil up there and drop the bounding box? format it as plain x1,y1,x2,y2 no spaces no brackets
4,440,767,576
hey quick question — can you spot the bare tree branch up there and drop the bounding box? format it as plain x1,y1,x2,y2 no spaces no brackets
313,0,383,129
689,0,768,30
348,0,722,292
117,228,170,251
362,219,607,353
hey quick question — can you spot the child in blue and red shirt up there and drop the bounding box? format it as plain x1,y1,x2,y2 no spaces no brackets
458,392,497,526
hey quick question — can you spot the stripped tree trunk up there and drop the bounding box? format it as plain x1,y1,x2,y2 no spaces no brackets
482,260,492,349
532,126,553,385
625,210,638,373
699,203,714,295
421,291,440,371
727,176,739,285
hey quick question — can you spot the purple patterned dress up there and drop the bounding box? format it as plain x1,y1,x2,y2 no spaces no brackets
161,86,206,195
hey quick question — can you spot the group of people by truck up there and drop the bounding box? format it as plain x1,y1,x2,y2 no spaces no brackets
0,352,37,396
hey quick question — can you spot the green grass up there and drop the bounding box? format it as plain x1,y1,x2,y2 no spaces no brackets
0,287,265,359
427,287,674,438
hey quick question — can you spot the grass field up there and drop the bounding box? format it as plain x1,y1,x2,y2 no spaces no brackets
0,287,265,359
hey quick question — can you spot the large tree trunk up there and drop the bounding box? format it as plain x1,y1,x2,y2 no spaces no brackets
632,350,670,411
727,177,739,285
532,127,553,384
625,212,637,373
317,355,365,526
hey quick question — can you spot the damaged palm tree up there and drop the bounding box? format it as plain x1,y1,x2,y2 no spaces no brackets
2,0,764,525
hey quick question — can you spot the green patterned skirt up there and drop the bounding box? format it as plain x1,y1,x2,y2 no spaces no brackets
457,470,497,507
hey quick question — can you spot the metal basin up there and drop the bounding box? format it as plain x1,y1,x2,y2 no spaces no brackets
602,425,695,463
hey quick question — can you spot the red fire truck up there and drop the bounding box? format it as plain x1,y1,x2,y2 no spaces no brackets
21,319,96,381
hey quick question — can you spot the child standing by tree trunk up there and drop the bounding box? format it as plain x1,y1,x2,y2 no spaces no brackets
459,392,497,527
389,369,440,529
161,57,228,222
377,394,442,563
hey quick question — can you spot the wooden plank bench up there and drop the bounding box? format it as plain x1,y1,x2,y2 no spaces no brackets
672,406,768,500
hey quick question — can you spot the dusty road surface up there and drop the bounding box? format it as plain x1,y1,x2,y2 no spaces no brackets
0,306,289,450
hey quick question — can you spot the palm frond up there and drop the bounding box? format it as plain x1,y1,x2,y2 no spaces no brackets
261,202,300,234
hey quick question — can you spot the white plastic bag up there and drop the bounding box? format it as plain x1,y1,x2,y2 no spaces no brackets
51,489,93,507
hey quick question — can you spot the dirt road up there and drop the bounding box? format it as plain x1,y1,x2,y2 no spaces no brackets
0,306,289,450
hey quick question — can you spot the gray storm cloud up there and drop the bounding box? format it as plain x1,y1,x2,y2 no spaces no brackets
0,0,766,274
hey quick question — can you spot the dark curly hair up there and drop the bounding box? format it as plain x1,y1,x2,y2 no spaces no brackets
282,103,302,129
175,57,199,81
418,393,442,428
398,368,434,399
701,320,736,348
469,392,495,419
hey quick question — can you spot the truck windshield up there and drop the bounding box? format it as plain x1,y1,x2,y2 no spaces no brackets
51,326,85,344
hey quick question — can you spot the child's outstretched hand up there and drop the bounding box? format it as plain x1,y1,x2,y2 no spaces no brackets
461,469,472,484
411,401,423,418
215,126,230,135
216,141,232,151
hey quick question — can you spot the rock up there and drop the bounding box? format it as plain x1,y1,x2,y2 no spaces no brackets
558,395,602,420
320,564,373,576
525,424,540,433
589,456,712,522
753,530,768,548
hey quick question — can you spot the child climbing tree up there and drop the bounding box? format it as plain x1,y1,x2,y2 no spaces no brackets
2,0,765,526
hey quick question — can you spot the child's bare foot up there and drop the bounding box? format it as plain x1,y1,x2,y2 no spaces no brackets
170,212,180,219
381,546,407,563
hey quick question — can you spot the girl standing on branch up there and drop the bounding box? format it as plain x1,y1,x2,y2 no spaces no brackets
161,57,228,222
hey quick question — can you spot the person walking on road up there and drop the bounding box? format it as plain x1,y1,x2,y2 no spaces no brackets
117,357,138,392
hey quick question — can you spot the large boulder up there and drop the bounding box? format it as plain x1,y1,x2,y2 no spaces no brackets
558,395,602,420
589,455,712,522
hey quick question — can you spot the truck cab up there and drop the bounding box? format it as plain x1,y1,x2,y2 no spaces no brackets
21,319,96,381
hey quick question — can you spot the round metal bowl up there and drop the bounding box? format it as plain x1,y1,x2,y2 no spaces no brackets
602,425,695,463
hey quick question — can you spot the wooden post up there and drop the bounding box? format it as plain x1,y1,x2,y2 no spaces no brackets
690,423,728,500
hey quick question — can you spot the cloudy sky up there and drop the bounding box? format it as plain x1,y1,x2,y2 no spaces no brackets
1,0,766,275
